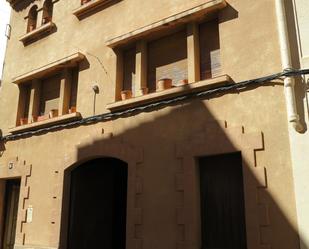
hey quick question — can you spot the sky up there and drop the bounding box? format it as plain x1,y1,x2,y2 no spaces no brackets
0,0,11,79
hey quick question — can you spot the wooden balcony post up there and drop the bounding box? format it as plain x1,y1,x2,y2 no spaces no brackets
135,40,147,96
115,49,124,101
28,79,41,122
187,22,200,83
58,68,72,116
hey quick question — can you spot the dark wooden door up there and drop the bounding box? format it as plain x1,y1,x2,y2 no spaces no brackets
199,152,247,249
67,158,128,249
2,179,20,249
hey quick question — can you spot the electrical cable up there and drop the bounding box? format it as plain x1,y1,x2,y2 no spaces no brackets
1,68,309,142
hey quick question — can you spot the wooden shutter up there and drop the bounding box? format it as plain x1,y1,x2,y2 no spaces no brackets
199,19,222,80
70,68,79,109
147,30,188,92
21,84,31,118
199,152,247,249
123,47,136,94
40,74,61,115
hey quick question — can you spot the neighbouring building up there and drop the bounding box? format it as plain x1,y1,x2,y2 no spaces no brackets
286,1,309,249
0,1,308,249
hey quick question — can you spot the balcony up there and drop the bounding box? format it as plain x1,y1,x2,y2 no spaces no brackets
19,22,56,45
107,75,232,112
73,0,120,20
9,112,82,134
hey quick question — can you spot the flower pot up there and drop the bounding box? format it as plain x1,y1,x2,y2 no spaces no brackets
29,24,35,32
42,17,51,25
121,90,132,100
139,87,148,95
20,118,28,126
157,78,172,92
69,106,77,114
49,109,59,118
37,114,49,122
181,79,188,85
31,115,38,123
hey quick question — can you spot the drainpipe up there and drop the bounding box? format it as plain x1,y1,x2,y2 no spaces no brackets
275,0,303,132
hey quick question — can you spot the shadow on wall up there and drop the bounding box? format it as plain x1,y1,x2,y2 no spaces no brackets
57,82,304,249
219,3,239,23
11,0,36,12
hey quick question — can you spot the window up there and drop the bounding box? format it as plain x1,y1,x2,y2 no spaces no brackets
122,47,136,96
199,19,222,80
39,74,61,116
16,68,79,126
27,5,38,33
147,30,188,92
9,54,84,133
199,152,247,249
42,0,54,25
20,2,56,45
115,19,222,102
17,83,31,125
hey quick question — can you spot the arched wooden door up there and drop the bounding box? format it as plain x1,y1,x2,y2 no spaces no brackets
67,158,128,249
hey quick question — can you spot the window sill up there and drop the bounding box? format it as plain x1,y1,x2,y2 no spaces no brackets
73,0,120,20
19,22,56,45
9,112,82,134
106,0,226,48
106,75,232,112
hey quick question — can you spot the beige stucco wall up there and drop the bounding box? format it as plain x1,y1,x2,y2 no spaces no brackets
0,0,301,249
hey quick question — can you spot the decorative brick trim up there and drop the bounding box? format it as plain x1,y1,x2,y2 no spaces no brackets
20,165,32,245
48,169,64,246
175,120,270,249
8,159,33,247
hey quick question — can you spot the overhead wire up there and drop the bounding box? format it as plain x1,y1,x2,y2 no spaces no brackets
1,68,309,141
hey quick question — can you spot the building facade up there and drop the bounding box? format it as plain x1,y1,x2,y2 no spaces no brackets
0,0,307,249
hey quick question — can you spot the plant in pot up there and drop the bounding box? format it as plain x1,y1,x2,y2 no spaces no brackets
20,117,28,126
49,109,59,118
121,90,132,100
139,87,148,96
156,78,172,92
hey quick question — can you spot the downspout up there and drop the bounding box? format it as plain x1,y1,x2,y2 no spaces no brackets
275,0,303,132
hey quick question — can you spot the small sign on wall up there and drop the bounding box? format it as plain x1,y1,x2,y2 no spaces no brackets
26,206,33,223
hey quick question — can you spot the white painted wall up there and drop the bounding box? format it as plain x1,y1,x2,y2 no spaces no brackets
0,1,11,79
290,1,309,249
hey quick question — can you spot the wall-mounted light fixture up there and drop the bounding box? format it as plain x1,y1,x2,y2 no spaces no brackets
92,84,99,115
92,84,99,94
